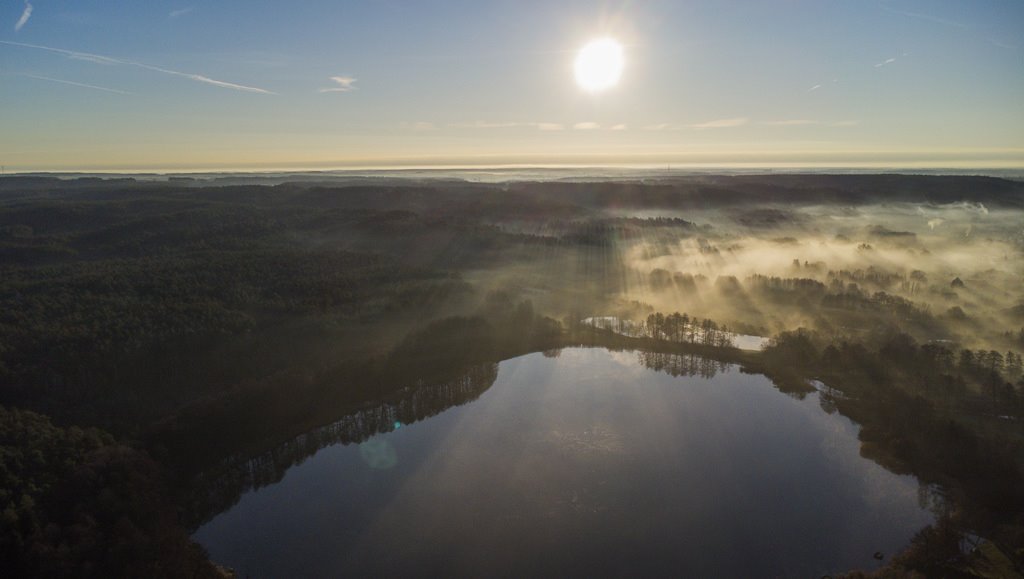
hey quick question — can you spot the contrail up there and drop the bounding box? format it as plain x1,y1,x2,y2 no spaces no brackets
21,73,133,95
0,40,274,94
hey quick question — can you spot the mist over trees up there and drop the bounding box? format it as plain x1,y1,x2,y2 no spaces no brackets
1,174,1023,575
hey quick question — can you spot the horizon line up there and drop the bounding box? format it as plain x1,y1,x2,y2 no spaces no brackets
4,162,1024,179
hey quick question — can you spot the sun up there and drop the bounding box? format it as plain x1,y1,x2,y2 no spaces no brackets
574,38,624,93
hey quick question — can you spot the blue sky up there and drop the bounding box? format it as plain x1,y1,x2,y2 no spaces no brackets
1,0,1022,171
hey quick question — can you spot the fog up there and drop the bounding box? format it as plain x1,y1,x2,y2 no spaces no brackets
467,198,1023,350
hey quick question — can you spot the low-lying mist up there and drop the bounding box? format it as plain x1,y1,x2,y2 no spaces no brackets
473,198,1023,350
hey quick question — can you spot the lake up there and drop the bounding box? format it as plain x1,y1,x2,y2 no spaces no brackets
193,348,935,577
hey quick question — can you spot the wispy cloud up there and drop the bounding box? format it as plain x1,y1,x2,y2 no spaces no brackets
0,40,124,65
808,84,822,92
533,122,564,131
318,76,356,93
691,117,748,129
137,63,273,93
401,121,436,131
760,119,818,126
0,40,274,94
759,119,857,127
169,7,194,19
644,123,673,131
20,73,132,95
988,38,1017,51
881,5,967,29
15,2,32,32
447,120,626,132
449,121,520,129
874,57,897,68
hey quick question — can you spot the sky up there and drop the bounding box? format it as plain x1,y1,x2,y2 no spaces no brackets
1,0,1022,172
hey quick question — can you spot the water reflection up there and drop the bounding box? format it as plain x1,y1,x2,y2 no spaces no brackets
637,350,729,378
194,348,934,578
188,363,498,523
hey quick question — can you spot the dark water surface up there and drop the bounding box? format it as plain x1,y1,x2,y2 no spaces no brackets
193,348,934,577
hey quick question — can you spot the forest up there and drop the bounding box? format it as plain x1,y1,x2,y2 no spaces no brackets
1,173,1023,576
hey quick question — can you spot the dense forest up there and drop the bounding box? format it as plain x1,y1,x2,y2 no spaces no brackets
1,174,1023,576
0,406,223,578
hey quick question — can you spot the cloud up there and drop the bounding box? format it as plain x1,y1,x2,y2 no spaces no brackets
927,218,945,230
533,122,564,131
137,63,273,93
644,123,673,131
21,73,132,95
447,121,627,131
988,38,1017,51
874,57,897,68
0,40,125,65
402,121,435,131
808,84,822,92
169,7,194,18
881,5,967,29
691,117,748,129
449,121,520,129
67,52,122,65
0,40,274,94
15,2,33,32
319,75,356,93
760,119,818,126
832,120,860,127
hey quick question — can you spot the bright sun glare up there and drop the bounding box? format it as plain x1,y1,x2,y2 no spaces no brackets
574,38,624,93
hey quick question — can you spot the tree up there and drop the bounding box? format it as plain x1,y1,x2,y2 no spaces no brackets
665,313,681,342
958,350,975,374
1005,351,1022,379
645,313,658,339
984,350,1005,376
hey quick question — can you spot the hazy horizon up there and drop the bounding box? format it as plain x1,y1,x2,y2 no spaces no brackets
8,161,1024,178
3,1,1023,171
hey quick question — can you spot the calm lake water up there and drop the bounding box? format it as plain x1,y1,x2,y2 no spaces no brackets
193,348,934,577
